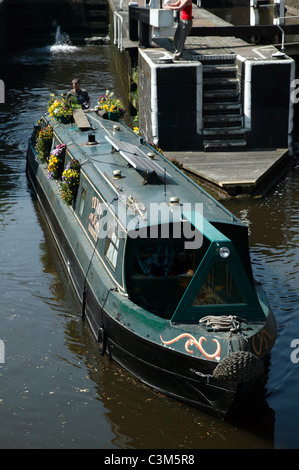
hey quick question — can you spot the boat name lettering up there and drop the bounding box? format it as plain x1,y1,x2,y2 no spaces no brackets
88,197,104,242
160,333,221,360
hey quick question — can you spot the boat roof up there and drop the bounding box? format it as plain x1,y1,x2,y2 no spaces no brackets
47,112,243,230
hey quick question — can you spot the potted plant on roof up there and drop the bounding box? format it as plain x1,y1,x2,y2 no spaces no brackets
47,143,67,180
48,94,81,124
35,124,53,162
60,159,81,205
96,90,126,121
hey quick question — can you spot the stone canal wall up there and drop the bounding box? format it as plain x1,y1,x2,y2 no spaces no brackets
286,0,299,11
285,1,299,15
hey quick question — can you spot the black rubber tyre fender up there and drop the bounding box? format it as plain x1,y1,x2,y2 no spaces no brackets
213,351,264,383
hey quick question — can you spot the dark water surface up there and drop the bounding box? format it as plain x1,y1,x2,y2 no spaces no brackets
0,35,299,449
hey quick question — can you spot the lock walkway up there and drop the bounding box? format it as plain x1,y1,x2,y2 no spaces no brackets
163,148,290,197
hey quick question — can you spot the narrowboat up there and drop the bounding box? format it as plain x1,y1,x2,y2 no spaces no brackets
26,109,276,419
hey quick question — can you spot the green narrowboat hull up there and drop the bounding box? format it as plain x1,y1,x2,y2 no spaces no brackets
26,112,276,419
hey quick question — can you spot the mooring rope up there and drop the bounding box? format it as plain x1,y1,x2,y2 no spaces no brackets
199,315,246,333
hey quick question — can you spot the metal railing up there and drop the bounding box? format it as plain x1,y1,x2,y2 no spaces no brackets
254,3,275,7
275,15,299,51
114,12,124,51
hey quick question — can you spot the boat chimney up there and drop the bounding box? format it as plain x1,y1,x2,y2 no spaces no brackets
88,132,96,143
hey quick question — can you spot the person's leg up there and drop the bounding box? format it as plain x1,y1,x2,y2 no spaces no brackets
173,19,192,60
173,20,182,54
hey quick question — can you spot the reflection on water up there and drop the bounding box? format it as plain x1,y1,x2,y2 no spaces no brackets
223,161,299,449
0,29,299,449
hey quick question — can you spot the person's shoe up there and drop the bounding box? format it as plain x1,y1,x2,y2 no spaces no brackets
173,53,183,61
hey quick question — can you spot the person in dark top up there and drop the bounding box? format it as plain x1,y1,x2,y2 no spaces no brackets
66,78,90,109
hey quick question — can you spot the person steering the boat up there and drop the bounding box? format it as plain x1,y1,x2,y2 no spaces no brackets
66,78,90,109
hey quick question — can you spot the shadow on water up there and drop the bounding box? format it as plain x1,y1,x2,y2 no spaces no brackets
222,159,299,449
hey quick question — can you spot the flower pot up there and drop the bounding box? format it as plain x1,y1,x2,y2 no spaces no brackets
55,160,65,179
97,110,108,119
108,112,119,122
57,115,72,124
42,143,52,161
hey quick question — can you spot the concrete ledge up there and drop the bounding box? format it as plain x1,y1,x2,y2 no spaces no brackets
164,148,291,196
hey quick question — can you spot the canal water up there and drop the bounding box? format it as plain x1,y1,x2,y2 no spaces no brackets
0,29,299,450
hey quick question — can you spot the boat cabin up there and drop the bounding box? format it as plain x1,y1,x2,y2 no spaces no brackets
124,214,264,324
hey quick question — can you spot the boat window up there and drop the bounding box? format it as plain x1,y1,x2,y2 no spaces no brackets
105,229,120,269
78,186,86,218
192,261,244,306
126,238,206,319
132,244,195,278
